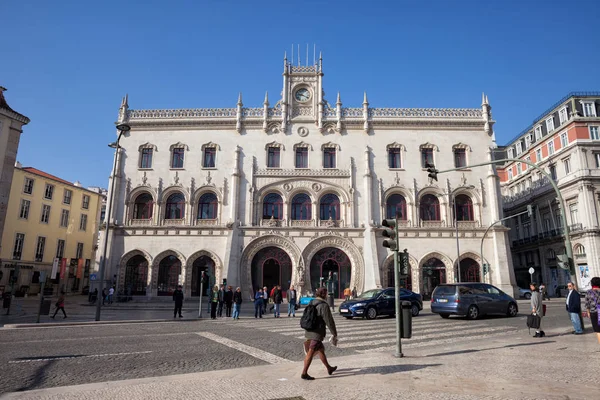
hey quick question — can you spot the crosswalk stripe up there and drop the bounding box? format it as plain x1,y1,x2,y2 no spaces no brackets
225,318,444,332
195,332,292,364
251,320,468,334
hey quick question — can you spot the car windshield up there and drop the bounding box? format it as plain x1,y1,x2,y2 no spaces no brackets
357,289,381,299
433,285,456,296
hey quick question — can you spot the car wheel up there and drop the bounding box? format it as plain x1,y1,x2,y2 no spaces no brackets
524,293,531,300
411,304,420,317
507,302,518,317
467,305,479,320
366,306,377,320
344,316,353,320
440,313,450,319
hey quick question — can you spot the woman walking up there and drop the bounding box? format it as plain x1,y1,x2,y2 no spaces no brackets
584,276,600,346
232,287,243,320
530,282,545,337
51,291,67,319
210,285,219,320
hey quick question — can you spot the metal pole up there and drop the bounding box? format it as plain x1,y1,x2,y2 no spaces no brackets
453,192,461,282
437,157,576,283
393,220,403,358
36,272,47,323
96,129,126,321
199,272,204,318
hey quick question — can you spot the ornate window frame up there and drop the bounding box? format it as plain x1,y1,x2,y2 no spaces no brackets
386,142,405,170
321,142,339,169
293,141,312,169
265,141,284,169
419,142,438,169
169,142,189,170
138,143,157,170
201,142,220,169
452,143,471,169
192,188,222,225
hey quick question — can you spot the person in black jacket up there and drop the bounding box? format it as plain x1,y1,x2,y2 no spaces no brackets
173,285,184,318
565,282,583,334
224,286,234,317
232,287,243,319
273,285,283,318
217,285,225,317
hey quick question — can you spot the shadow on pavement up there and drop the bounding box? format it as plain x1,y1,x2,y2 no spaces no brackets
325,363,442,378
16,359,57,392
424,341,555,358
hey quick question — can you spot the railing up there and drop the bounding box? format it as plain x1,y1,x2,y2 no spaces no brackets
128,108,237,119
370,108,481,118
129,219,153,226
290,220,314,227
502,177,552,205
421,221,445,228
260,218,283,227
569,223,583,232
242,108,264,117
455,221,479,229
195,219,219,226
575,253,587,259
319,219,341,228
162,218,186,226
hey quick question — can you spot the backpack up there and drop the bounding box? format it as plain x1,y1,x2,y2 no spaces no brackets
300,301,322,331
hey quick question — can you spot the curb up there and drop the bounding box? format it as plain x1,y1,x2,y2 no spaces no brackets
2,318,202,329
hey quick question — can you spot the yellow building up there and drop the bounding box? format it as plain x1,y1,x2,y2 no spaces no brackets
0,166,102,296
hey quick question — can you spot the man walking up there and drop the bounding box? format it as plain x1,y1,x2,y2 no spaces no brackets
173,285,184,318
287,285,297,317
273,285,283,318
566,282,583,334
108,286,115,304
217,285,225,317
262,286,268,314
50,291,67,319
232,287,242,319
301,287,338,380
254,288,264,318
224,286,234,317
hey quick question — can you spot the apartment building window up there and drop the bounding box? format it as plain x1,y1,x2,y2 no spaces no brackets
543,214,551,232
171,147,185,168
35,236,46,262
563,158,571,174
421,148,434,168
582,101,597,117
203,147,216,168
56,239,65,259
454,148,467,168
534,126,542,141
548,141,555,155
79,214,88,231
546,117,555,132
590,126,599,140
549,165,557,181
40,204,51,223
295,147,309,168
516,142,522,155
535,148,542,163
44,184,54,200
140,148,153,169
82,195,90,210
559,107,568,125
60,209,69,227
76,242,84,259
595,153,600,168
516,163,522,175
508,168,513,180
560,132,568,148
267,147,280,168
19,199,30,219
388,148,402,169
524,157,531,170
507,148,514,158
63,189,72,205
23,177,34,194
524,134,531,149
323,147,336,169
13,233,25,260
569,203,579,224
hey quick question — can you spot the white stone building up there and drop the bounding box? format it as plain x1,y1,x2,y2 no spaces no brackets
101,55,516,300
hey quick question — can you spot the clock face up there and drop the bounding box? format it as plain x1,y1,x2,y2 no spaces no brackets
295,88,311,102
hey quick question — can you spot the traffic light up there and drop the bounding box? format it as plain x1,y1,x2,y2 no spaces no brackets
399,250,410,276
425,163,438,181
382,219,399,251
222,278,227,288
527,205,534,217
483,263,489,276
557,254,570,270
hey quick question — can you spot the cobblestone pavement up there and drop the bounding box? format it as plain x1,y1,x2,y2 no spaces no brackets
0,300,593,397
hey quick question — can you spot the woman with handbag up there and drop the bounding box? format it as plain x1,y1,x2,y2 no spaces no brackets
583,276,600,345
530,283,545,337
50,291,67,319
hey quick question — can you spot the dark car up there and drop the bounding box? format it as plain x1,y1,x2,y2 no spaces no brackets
339,288,423,320
431,283,518,320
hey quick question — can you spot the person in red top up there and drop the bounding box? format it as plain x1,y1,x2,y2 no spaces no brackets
51,291,67,319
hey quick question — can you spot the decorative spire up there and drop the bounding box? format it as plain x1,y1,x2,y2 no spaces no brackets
485,95,489,105
336,92,341,105
263,91,269,106
363,91,369,105
237,92,243,106
120,94,129,108
482,92,488,106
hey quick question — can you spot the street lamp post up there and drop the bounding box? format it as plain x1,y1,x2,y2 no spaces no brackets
95,123,130,321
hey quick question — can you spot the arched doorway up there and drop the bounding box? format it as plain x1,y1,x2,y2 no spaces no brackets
124,255,148,295
191,256,215,296
459,258,481,282
157,255,181,296
251,247,292,292
421,258,446,299
310,248,351,299
385,259,412,290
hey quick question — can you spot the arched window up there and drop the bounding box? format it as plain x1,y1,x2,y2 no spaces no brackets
133,193,153,220
575,244,586,255
319,193,340,220
455,194,474,221
386,194,407,220
420,194,440,221
198,193,218,220
165,193,185,219
263,193,283,219
292,193,312,220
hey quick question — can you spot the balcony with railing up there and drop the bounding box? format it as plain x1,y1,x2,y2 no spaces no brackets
569,223,583,232
129,219,154,227
502,177,552,208
260,217,283,227
195,219,219,226
454,221,479,229
420,221,445,228
162,218,186,226
290,220,315,227
318,218,341,228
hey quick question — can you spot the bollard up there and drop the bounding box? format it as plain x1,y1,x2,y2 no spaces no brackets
401,300,412,339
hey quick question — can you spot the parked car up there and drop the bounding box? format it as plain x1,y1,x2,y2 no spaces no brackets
339,288,423,320
518,287,532,299
431,283,518,320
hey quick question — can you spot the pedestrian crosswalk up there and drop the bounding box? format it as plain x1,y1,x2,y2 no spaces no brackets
209,314,520,353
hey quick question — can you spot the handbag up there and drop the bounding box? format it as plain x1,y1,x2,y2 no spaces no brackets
527,313,541,333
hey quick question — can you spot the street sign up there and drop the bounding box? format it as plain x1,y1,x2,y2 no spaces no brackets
528,267,534,275
90,274,97,281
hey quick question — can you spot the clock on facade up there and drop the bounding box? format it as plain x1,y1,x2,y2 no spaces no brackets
295,88,311,102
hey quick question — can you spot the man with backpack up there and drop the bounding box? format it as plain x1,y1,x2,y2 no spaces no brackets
300,287,338,380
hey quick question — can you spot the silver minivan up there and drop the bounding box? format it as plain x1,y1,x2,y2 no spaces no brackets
430,283,519,320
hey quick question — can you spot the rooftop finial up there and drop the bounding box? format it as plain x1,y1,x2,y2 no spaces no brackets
337,92,341,104
482,92,487,106
363,91,369,105
485,95,489,105
263,91,269,105
237,92,243,106
284,51,287,61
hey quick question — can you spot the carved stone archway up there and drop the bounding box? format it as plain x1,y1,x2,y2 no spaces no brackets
185,250,223,297
418,252,453,299
241,234,302,299
456,252,487,283
150,249,187,296
302,235,365,295
381,253,418,291
118,249,153,295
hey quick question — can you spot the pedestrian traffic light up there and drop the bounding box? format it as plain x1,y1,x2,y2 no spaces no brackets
382,219,399,251
425,163,438,182
557,254,570,270
527,205,534,217
483,263,489,276
399,250,409,276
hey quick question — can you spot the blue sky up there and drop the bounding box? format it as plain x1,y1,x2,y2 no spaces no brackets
2,0,599,188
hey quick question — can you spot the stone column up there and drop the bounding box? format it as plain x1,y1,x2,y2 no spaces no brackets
362,147,381,289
